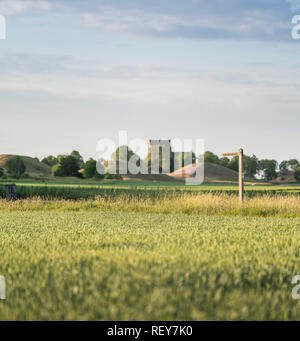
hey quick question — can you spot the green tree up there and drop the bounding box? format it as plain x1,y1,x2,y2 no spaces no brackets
52,155,81,177
258,159,278,181
112,146,136,162
70,151,84,168
244,155,259,178
0,167,4,178
203,151,219,164
5,156,26,179
52,163,64,177
84,158,97,178
176,152,196,169
227,154,259,178
294,165,300,182
279,160,289,172
112,146,140,174
42,155,58,167
219,157,230,168
288,159,299,170
227,156,239,172
83,158,104,179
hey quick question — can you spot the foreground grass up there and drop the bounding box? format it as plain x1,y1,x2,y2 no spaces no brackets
0,193,299,217
0,210,300,320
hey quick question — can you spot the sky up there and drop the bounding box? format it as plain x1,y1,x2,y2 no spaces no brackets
0,0,300,162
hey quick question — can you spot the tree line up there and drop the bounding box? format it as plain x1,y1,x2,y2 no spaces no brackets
41,151,118,180
38,148,300,182
203,151,300,181
0,148,299,182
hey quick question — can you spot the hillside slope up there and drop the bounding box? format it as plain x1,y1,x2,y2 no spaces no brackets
122,173,183,182
168,162,253,182
0,155,52,177
122,162,254,183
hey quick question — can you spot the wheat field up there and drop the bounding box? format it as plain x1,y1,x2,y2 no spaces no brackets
0,193,300,320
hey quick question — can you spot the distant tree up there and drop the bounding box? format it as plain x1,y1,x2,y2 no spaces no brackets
294,165,300,182
52,163,63,177
219,157,230,168
288,159,299,170
112,146,136,162
0,167,4,178
227,156,239,172
112,146,140,174
42,155,58,167
244,155,259,178
279,160,289,172
5,156,26,179
203,151,219,164
52,155,81,177
83,158,104,179
84,158,97,178
176,152,196,168
70,151,84,168
226,154,258,178
258,159,278,181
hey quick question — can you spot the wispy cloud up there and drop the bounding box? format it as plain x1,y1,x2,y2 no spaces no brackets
287,0,300,10
1,51,299,107
83,8,178,35
79,1,296,41
0,0,297,41
0,0,58,16
0,53,73,76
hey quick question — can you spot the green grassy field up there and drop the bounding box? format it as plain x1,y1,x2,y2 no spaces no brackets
0,179,299,200
0,192,300,320
1,177,300,189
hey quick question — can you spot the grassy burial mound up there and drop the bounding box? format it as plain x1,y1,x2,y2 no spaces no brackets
0,154,51,177
121,162,250,183
168,162,254,183
122,173,183,182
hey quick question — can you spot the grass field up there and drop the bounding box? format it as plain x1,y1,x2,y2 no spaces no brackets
0,190,300,320
0,179,300,200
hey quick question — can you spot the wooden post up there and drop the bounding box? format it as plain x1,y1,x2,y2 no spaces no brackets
221,148,244,203
238,148,244,202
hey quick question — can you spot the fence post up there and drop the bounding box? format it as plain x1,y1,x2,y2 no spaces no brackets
239,148,244,202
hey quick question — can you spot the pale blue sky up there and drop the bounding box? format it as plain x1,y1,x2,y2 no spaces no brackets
0,0,300,162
